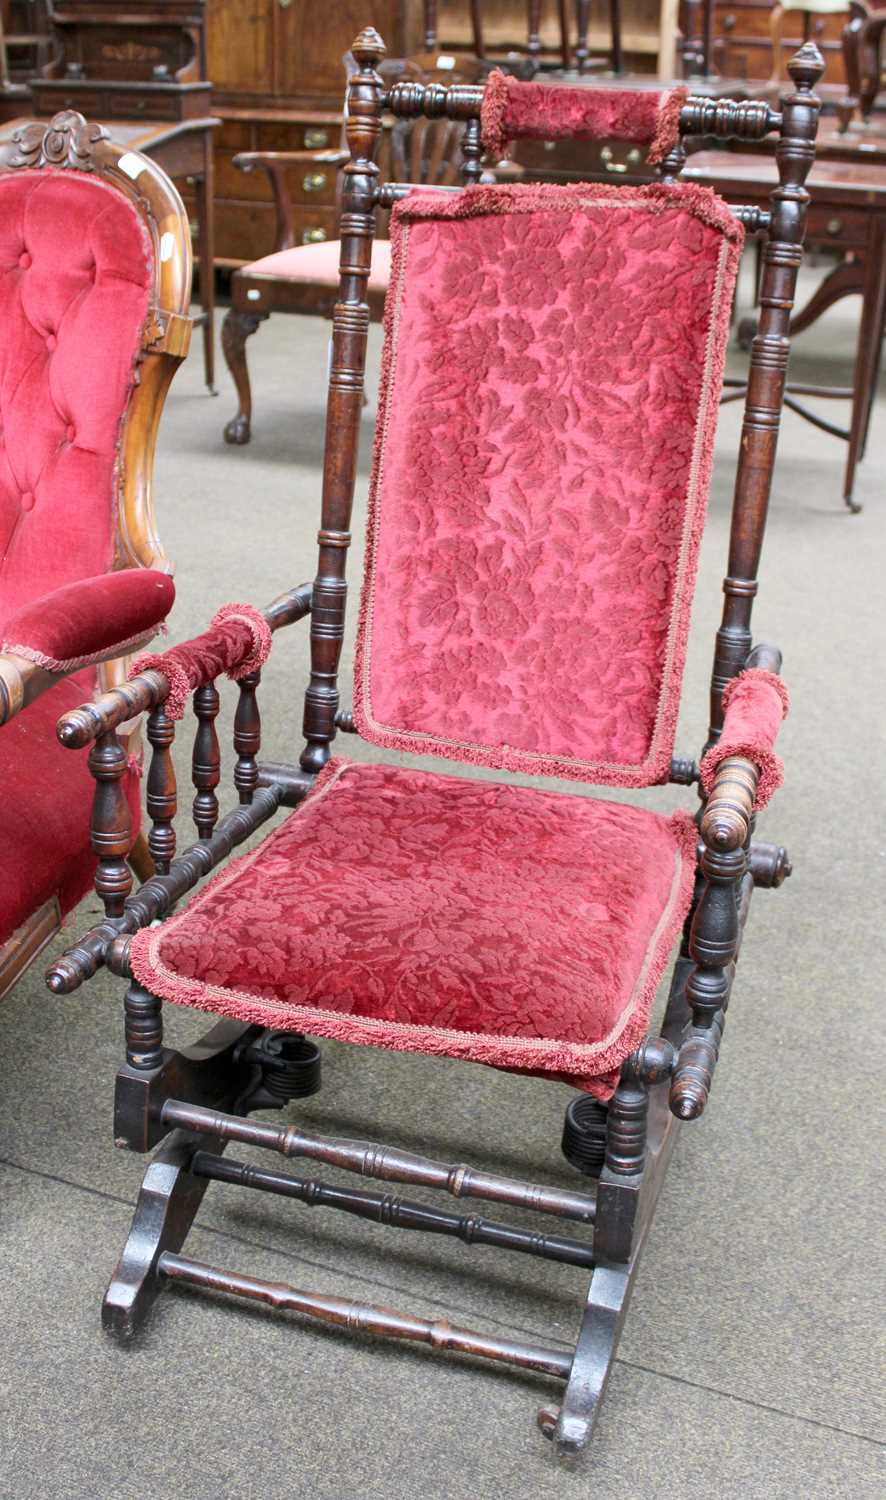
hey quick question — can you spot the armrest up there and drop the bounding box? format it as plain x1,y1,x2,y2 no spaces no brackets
0,570,174,725
699,667,789,833
56,582,312,748
233,150,348,253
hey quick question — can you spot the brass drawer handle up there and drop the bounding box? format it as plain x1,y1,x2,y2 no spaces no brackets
302,227,327,243
303,172,328,193
826,217,843,235
304,128,330,149
601,148,628,174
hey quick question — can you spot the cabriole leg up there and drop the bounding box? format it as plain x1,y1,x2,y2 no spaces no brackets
222,308,267,445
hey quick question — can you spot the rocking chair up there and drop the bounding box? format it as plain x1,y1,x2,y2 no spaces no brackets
47,35,823,1467
0,110,188,999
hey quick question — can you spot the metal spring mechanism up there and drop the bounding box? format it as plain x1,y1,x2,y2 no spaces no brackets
246,1031,322,1101
561,1095,609,1177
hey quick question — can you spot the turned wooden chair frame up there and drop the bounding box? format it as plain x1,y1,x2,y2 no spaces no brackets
838,0,886,127
422,0,623,76
221,53,505,447
0,109,191,998
46,36,823,1467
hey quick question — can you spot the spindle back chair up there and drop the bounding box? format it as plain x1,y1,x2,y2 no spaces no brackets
422,0,623,76
48,35,824,1468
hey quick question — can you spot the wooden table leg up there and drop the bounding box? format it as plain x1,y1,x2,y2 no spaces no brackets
195,128,216,394
843,220,886,511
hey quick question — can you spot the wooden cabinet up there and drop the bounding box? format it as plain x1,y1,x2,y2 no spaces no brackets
201,0,417,266
713,0,847,84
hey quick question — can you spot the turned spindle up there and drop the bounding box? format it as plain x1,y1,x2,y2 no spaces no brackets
192,682,221,839
88,730,133,918
233,669,261,805
145,702,177,874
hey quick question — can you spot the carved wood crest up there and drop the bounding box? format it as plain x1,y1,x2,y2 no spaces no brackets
0,111,109,172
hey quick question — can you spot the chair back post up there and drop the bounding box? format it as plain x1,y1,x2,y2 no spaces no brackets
706,41,824,748
300,28,386,775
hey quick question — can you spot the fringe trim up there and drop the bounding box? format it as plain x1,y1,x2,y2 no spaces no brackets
128,651,190,720
209,601,273,679
479,68,511,159
648,85,690,165
721,666,790,717
0,622,161,674
129,761,699,1088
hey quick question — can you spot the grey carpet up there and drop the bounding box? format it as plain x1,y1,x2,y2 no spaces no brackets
0,257,883,1500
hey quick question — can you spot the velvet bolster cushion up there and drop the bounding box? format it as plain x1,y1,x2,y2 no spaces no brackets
480,71,689,163
0,668,141,946
699,668,790,809
129,601,272,720
129,758,698,1098
0,569,175,670
0,171,152,624
354,181,743,787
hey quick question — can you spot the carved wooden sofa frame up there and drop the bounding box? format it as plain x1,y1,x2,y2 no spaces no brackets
46,40,823,1468
0,110,191,999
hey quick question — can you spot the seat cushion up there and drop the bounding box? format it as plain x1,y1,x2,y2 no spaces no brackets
242,238,392,290
0,671,141,948
130,759,697,1097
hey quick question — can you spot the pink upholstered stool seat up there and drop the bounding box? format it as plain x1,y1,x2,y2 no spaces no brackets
130,759,697,1098
243,238,393,290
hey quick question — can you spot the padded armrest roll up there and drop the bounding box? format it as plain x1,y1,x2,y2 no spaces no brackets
699,668,790,810
0,570,175,672
480,70,688,164
129,602,272,720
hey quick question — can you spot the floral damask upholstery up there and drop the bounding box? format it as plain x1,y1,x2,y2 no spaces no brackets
480,72,688,163
354,182,743,787
130,760,698,1098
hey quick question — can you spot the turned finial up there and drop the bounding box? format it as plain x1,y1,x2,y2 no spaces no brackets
786,40,825,93
351,27,386,69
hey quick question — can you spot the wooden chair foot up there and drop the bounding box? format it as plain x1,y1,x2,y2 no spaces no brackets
221,307,265,445
103,1129,220,1341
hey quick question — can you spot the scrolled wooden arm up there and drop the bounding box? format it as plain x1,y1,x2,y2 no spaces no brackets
0,652,58,726
56,583,313,750
233,150,348,253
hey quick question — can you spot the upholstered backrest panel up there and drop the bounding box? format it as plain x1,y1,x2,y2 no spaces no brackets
354,182,742,787
0,170,152,632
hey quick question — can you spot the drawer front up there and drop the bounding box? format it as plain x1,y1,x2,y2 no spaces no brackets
33,85,107,116
515,136,653,180
210,201,339,266
256,121,341,153
107,92,180,122
805,206,870,249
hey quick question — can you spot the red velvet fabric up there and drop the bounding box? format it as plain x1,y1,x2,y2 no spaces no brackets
1,569,174,670
0,171,152,627
130,602,272,720
0,669,141,946
481,71,688,164
130,759,698,1098
245,238,392,289
354,182,743,787
700,668,789,810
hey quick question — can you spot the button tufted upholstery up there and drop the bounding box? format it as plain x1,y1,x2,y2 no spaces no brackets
0,170,152,631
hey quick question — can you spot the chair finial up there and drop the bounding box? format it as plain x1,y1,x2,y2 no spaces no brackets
351,27,386,70
786,40,825,93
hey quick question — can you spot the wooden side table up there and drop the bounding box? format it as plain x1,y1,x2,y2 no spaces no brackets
683,149,886,511
0,113,220,392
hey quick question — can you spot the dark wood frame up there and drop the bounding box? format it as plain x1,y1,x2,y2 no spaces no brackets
422,0,623,76
46,37,823,1467
838,0,886,127
0,107,192,998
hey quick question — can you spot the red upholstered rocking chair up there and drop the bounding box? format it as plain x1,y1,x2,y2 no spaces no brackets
0,111,188,999
48,38,823,1466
